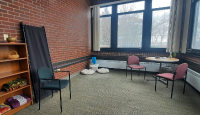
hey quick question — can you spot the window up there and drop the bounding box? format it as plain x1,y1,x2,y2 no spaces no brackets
94,0,172,52
151,0,171,48
117,1,144,48
191,0,200,49
187,0,200,55
100,6,112,48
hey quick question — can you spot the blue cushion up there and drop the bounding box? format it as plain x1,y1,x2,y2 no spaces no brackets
41,80,69,90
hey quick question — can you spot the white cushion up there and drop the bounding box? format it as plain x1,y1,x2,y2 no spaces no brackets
97,68,109,74
81,69,95,75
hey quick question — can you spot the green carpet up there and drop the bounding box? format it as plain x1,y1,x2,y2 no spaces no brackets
15,69,200,115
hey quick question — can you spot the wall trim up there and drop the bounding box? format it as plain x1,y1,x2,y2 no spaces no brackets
53,55,91,69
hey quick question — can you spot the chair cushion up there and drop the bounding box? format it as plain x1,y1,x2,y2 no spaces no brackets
97,68,109,74
41,79,69,90
81,69,95,75
157,73,174,80
128,65,145,69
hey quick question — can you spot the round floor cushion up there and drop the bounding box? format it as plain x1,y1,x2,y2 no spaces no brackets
81,69,95,75
97,68,109,74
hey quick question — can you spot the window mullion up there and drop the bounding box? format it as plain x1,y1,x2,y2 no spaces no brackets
111,4,117,50
142,0,152,50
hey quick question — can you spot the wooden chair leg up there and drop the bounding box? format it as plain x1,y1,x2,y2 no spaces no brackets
171,80,175,98
52,90,53,97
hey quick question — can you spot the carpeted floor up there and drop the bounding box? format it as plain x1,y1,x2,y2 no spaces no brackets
15,69,200,115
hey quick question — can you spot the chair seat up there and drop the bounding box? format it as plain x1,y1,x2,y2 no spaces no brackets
41,79,69,90
157,73,174,80
129,65,145,69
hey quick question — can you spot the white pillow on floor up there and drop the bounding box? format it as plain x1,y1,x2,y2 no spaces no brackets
81,69,95,75
97,68,109,74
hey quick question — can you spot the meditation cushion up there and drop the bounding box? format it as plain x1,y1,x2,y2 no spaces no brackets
97,68,109,74
81,69,95,75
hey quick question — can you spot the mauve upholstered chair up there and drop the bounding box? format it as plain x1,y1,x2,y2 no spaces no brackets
155,63,188,98
126,55,146,80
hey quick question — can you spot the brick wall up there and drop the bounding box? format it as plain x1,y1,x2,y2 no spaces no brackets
0,0,91,78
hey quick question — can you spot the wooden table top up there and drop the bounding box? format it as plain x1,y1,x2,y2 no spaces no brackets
145,57,179,62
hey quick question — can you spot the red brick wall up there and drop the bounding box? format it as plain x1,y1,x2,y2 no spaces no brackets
0,0,91,78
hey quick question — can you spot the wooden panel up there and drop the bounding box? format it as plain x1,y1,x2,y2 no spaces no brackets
0,85,30,98
22,86,33,99
0,89,23,103
0,61,20,74
0,58,27,63
17,45,27,58
0,46,19,60
0,74,21,90
0,70,28,79
3,101,32,115
19,60,28,70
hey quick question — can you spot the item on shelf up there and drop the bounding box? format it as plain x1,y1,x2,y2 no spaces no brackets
81,69,95,75
6,36,17,43
1,78,27,92
97,68,109,74
0,103,11,115
8,50,19,59
5,95,31,109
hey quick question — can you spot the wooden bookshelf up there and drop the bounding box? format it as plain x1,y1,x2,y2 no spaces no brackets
0,43,33,115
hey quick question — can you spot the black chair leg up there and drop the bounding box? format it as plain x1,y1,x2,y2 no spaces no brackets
69,81,71,99
39,88,41,110
144,68,146,79
155,76,157,92
138,69,140,76
166,80,168,88
131,68,132,80
183,78,186,94
171,80,175,98
126,66,127,77
52,90,53,97
60,89,62,112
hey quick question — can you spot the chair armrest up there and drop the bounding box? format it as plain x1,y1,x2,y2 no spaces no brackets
39,78,60,81
54,71,70,73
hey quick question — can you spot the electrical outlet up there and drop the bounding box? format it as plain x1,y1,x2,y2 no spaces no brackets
4,34,8,41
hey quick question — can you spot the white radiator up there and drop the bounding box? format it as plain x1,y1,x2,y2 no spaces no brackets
187,68,200,92
96,59,177,72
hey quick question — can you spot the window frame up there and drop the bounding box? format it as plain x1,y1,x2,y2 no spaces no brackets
92,0,171,53
187,0,200,55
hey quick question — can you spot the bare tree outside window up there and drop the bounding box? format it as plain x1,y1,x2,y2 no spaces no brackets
118,13,143,48
117,1,144,48
100,6,112,16
100,6,112,48
117,1,144,13
100,17,111,48
151,9,170,48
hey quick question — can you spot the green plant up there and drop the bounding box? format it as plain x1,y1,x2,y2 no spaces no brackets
173,52,176,58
